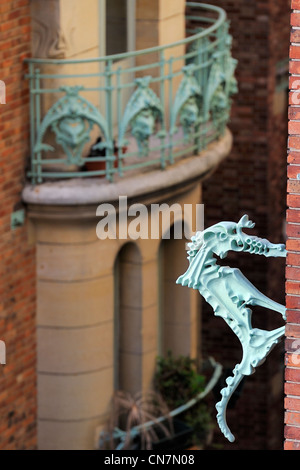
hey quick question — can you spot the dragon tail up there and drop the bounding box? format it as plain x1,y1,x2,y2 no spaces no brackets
215,365,244,443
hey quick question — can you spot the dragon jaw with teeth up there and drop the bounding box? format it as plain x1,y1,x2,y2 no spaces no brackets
176,214,286,443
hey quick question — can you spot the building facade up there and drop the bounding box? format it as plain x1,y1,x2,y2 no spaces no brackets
21,0,235,449
0,0,298,451
286,0,300,450
0,0,36,450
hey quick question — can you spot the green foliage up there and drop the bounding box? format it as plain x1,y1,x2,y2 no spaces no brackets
154,352,205,408
154,351,214,447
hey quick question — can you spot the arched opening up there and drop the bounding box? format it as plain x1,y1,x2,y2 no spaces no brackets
114,242,142,394
159,221,198,358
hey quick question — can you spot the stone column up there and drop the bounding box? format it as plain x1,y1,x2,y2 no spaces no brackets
29,206,120,450
135,0,186,116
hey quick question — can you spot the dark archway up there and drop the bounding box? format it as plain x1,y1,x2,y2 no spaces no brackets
114,242,142,394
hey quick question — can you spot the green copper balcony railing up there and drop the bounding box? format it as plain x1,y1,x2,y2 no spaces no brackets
25,3,237,184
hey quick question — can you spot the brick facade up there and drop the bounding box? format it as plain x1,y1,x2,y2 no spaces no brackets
285,0,300,451
0,0,36,449
198,0,290,449
0,0,296,450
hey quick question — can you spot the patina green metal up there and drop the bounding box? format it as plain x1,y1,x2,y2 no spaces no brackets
170,64,202,141
119,76,164,156
25,3,237,183
176,215,286,443
205,51,237,128
11,209,25,230
34,85,110,167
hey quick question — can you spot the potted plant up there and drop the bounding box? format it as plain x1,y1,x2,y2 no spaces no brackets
153,351,215,450
98,390,176,450
97,355,217,450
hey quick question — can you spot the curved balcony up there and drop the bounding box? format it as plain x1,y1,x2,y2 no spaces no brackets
25,2,237,185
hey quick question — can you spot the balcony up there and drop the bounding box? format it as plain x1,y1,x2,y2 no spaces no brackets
24,2,237,186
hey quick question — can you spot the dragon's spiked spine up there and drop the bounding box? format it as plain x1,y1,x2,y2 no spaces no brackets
216,366,243,443
176,214,286,442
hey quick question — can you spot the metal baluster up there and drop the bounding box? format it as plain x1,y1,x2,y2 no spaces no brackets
159,49,167,169
34,68,42,184
168,57,174,164
105,59,114,182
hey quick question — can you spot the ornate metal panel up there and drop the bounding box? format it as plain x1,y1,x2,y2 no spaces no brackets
34,85,110,166
170,64,202,141
119,76,164,156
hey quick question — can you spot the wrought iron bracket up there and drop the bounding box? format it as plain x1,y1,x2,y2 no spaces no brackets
11,209,25,230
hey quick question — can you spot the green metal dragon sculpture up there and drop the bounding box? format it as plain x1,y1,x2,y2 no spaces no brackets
176,214,286,443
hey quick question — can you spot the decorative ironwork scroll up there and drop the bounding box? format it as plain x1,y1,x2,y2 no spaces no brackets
119,76,164,156
34,85,110,165
170,64,202,141
176,215,286,442
206,48,237,127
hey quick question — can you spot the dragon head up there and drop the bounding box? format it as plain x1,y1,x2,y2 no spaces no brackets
187,214,286,261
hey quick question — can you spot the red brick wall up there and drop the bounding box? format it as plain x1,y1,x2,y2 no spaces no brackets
193,0,290,449
0,0,36,449
285,0,300,451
